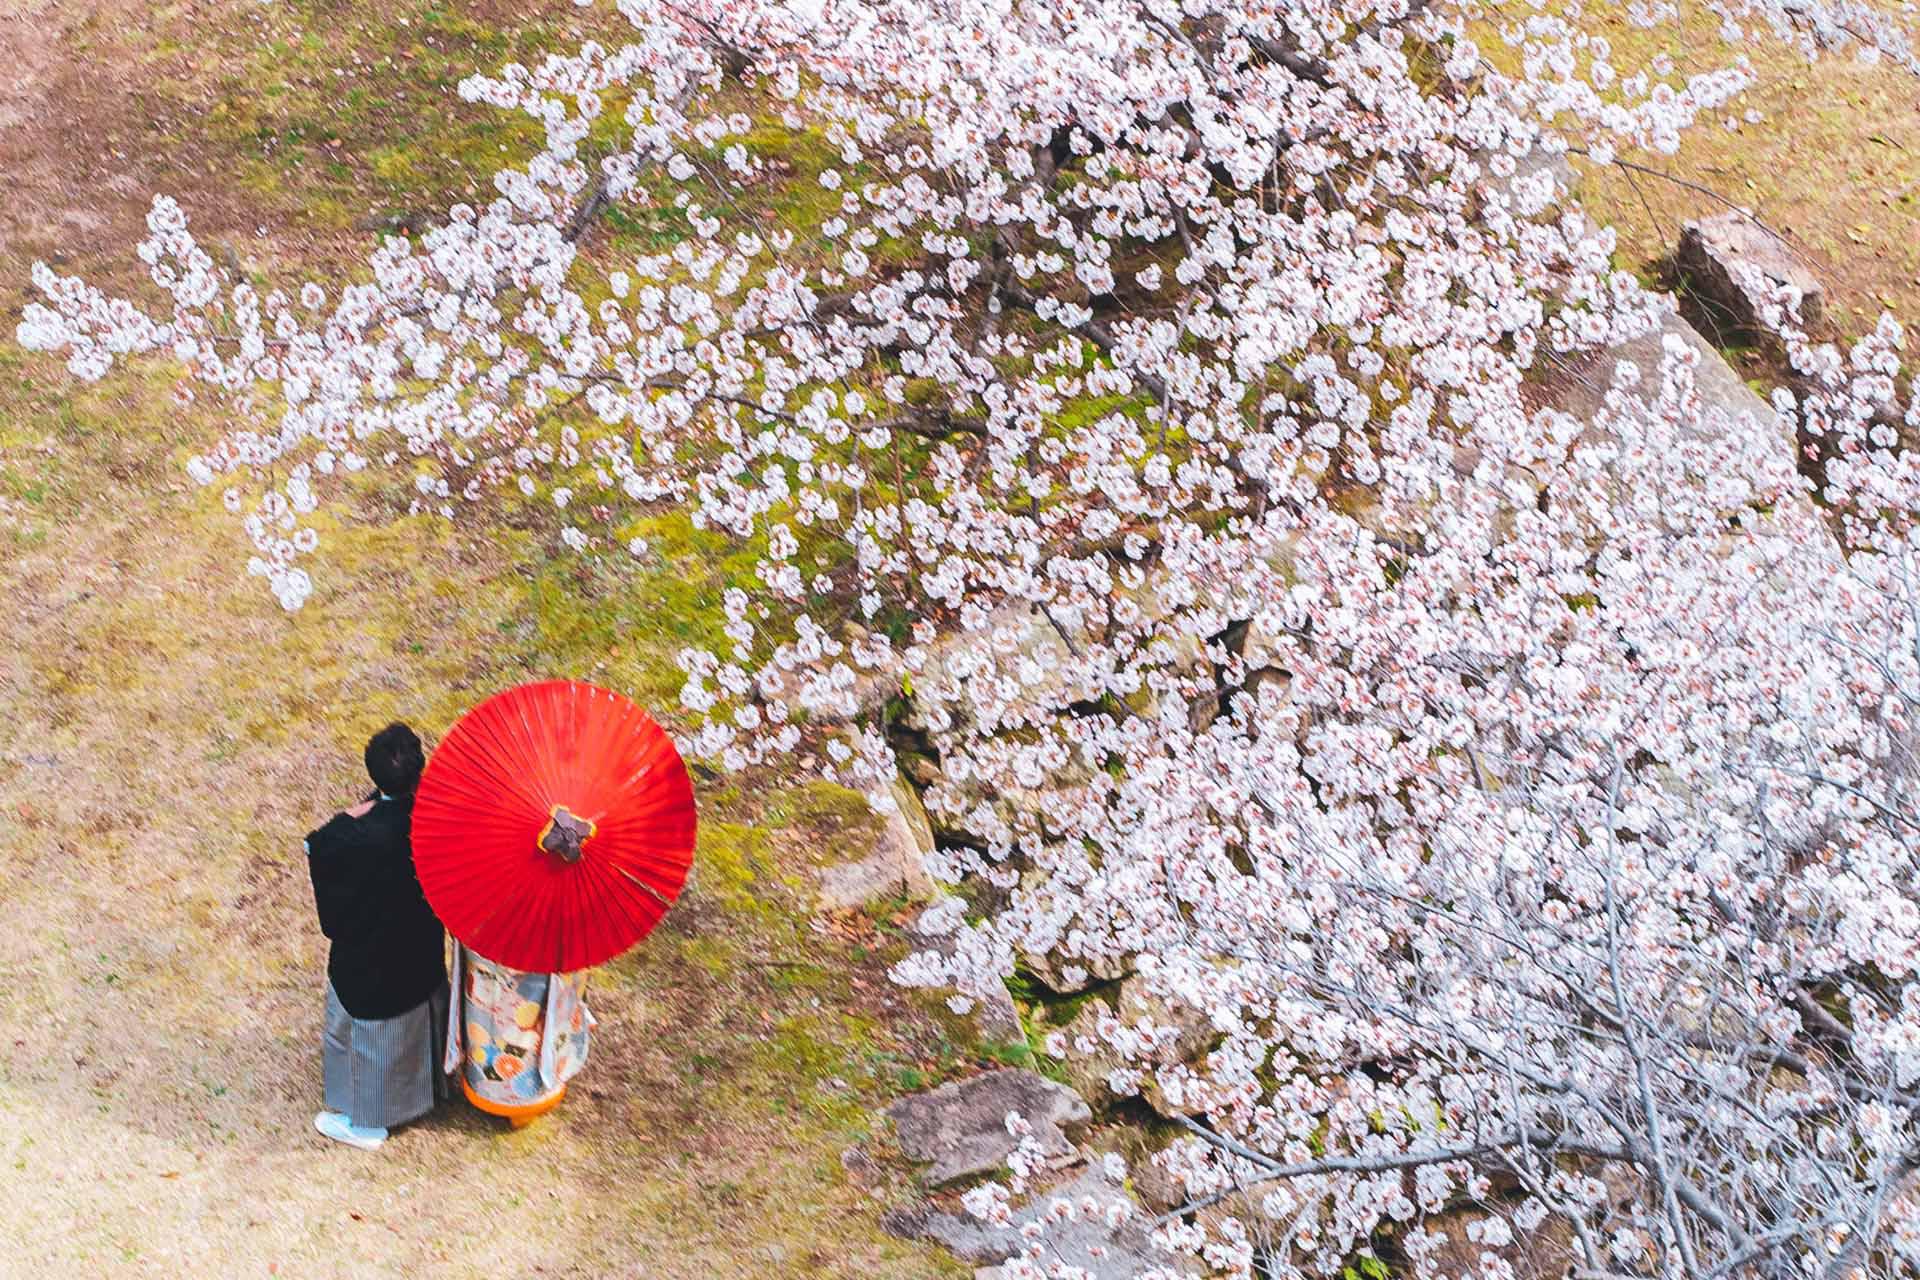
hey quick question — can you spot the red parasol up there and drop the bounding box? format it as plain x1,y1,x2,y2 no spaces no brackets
411,679,697,973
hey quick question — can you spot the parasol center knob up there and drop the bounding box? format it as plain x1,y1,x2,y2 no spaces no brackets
539,805,595,864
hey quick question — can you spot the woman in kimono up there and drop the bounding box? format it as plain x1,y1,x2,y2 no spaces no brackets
445,943,593,1126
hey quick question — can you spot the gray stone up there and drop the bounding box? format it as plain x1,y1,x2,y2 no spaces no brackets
901,602,1099,737
1126,1148,1188,1215
942,979,1025,1046
900,752,944,787
909,901,1026,1043
815,771,937,911
1476,140,1576,218
1060,978,1220,1119
921,757,1098,849
920,776,1019,848
753,622,902,725
1679,209,1825,334
881,1203,1017,1264
1023,944,1132,997
1185,685,1224,734
1519,306,1854,594
969,987,1026,1045
815,856,919,911
884,1166,1198,1278
886,1069,1092,1187
1133,978,1217,1061
1516,306,1845,586
1530,307,1784,443
1059,1001,1118,1099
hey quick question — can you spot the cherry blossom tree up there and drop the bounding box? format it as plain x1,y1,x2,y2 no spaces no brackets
20,0,1920,1275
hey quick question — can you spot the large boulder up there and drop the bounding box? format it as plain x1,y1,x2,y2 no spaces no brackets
879,1202,1017,1264
815,771,938,911
1529,306,1785,444
1678,209,1825,334
921,758,1101,850
753,619,908,726
1060,977,1220,1119
902,602,1099,738
1475,139,1577,220
1125,1146,1189,1215
907,900,1026,1043
1524,304,1842,582
1058,1004,1125,1106
1507,302,1831,577
886,1069,1092,1187
1023,943,1132,997
885,1165,1197,1277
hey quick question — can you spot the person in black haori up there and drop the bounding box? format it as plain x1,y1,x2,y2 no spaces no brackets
304,722,449,1150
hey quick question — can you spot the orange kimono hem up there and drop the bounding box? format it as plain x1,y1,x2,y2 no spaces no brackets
462,1076,567,1128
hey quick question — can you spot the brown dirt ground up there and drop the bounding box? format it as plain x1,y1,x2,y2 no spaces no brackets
0,0,267,278
0,3,974,1277
1562,5,1920,334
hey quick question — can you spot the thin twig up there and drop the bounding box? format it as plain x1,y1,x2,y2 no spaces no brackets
1568,148,1803,257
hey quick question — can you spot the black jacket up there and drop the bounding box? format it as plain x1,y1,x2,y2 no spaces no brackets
306,793,447,1020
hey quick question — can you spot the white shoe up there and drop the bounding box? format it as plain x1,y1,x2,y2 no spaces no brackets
314,1110,388,1150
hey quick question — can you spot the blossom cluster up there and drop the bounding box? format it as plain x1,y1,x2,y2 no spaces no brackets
20,0,1920,1275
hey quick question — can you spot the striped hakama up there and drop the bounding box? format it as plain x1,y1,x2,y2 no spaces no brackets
322,980,451,1129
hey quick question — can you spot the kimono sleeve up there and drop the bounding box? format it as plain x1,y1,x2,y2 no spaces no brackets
444,944,466,1076
305,814,356,941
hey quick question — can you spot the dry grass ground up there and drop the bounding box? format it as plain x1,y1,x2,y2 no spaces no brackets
0,2,980,1276
1559,5,1920,332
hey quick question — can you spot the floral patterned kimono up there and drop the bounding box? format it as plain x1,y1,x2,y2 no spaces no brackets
443,943,593,1124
